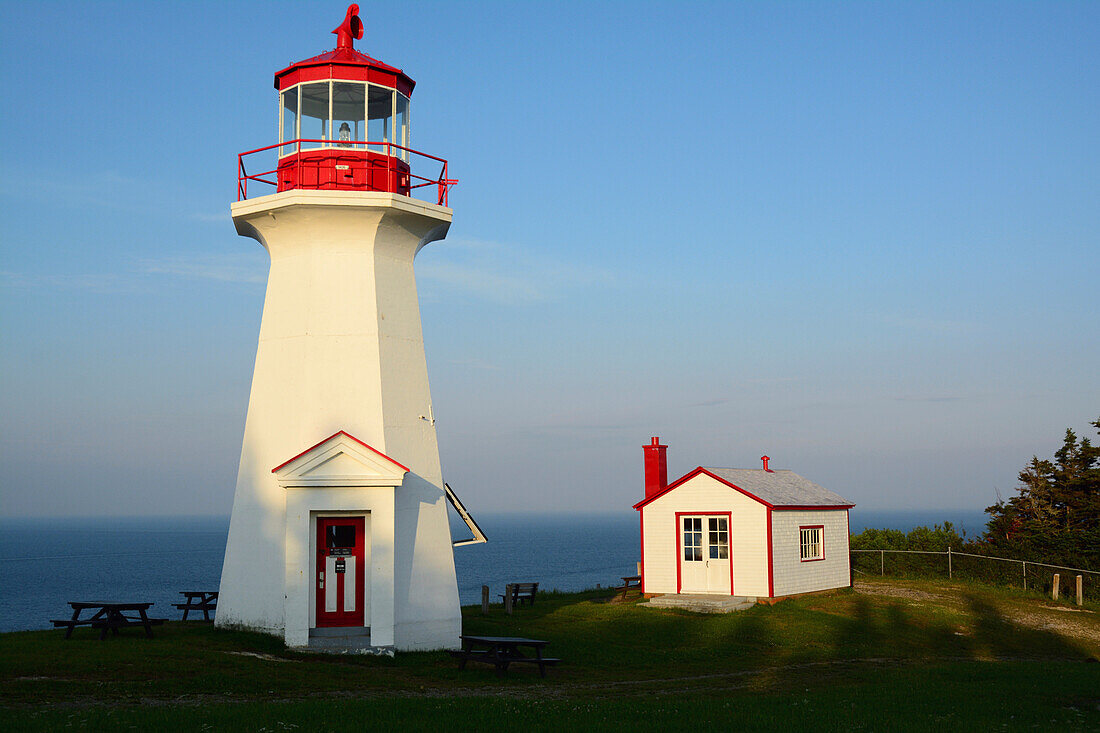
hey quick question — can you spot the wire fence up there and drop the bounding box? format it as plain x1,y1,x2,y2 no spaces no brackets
850,548,1099,604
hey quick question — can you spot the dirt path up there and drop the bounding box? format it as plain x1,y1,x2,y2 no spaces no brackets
853,581,952,604
1001,606,1100,646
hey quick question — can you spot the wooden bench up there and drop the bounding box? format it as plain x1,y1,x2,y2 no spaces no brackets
498,582,538,607
450,635,559,677
173,591,218,621
52,602,166,640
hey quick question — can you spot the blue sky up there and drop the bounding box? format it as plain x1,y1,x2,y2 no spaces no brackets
1,1,1097,518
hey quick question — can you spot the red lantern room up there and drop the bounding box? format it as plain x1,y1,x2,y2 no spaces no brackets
237,5,453,205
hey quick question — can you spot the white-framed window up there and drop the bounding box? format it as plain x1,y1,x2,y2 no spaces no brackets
708,517,729,559
799,526,824,561
682,517,703,561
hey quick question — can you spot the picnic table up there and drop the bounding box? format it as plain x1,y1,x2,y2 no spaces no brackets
51,602,166,640
617,575,642,599
174,591,218,621
451,635,559,677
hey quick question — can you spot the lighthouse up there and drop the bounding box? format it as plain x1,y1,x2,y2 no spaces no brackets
216,5,473,652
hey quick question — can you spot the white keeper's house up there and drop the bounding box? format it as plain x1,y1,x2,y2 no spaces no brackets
633,438,854,599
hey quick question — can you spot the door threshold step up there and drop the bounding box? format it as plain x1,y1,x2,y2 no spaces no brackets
310,626,370,638
305,631,393,656
641,594,757,613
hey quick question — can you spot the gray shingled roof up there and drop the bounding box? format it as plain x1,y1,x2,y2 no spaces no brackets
701,468,853,507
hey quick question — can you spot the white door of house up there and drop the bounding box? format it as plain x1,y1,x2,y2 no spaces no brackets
679,515,732,594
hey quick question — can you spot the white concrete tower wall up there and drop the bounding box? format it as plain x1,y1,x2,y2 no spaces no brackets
216,189,461,650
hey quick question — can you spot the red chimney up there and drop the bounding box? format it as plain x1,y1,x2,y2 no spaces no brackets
761,455,773,472
643,437,668,499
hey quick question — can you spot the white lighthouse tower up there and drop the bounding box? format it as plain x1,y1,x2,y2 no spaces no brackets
216,5,471,652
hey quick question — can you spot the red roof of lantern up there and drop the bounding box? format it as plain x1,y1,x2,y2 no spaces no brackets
273,5,416,97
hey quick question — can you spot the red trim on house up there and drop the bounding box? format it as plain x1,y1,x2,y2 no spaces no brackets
727,514,735,595
271,430,410,474
774,504,855,511
632,466,855,512
675,512,682,593
673,511,734,595
766,507,774,598
798,524,826,562
845,509,852,587
635,468,773,509
638,510,646,594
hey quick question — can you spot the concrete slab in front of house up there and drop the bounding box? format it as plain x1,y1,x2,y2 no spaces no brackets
641,594,757,613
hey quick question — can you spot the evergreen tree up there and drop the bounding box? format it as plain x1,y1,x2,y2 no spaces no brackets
984,418,1100,567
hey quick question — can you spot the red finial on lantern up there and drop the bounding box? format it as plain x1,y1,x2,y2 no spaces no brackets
333,4,363,50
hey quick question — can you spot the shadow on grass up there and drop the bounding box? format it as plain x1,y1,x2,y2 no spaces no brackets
457,585,1097,693
963,594,1090,660
7,585,1093,705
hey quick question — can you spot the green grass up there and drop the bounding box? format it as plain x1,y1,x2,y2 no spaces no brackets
2,579,1099,730
5,662,1099,731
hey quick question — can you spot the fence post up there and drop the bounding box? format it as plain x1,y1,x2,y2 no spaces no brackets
504,583,514,615
1077,575,1084,607
948,546,952,579
880,550,884,576
1052,573,1060,601
481,585,489,615
1022,561,1027,591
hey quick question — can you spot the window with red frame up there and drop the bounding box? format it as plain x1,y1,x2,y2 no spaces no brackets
799,526,824,561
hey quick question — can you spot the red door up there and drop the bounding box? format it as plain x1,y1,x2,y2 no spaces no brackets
316,517,365,628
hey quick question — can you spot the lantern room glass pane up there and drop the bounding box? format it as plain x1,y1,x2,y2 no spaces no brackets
396,93,410,161
332,82,366,149
280,87,298,156
368,85,394,153
300,82,330,150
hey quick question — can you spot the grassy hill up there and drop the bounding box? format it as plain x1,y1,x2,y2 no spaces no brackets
2,578,1098,730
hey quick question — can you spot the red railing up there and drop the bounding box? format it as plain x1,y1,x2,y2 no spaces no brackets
237,139,455,206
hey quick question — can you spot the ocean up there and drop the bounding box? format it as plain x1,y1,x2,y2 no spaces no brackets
0,509,988,633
